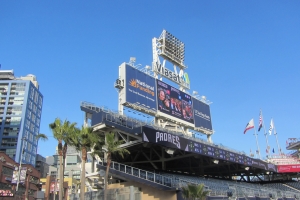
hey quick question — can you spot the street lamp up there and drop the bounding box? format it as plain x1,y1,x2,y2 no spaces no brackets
16,137,26,191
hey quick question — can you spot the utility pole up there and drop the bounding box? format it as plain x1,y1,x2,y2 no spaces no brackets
16,137,26,191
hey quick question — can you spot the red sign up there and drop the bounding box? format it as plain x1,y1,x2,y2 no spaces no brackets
277,164,300,173
50,182,60,192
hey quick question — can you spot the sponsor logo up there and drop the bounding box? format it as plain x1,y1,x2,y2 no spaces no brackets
129,78,155,96
153,62,190,88
194,110,211,121
155,131,180,149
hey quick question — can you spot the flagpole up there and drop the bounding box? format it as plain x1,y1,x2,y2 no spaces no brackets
261,110,270,155
253,122,261,159
273,119,281,154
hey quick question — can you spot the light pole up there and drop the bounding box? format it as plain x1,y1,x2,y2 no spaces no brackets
53,168,58,200
16,137,26,192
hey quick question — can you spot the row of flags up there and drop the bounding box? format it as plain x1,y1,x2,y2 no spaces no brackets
250,148,275,154
244,112,276,135
244,110,281,156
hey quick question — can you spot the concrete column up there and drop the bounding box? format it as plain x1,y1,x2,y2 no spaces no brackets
129,186,134,200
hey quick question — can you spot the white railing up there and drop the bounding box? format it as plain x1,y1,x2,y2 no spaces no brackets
98,161,174,188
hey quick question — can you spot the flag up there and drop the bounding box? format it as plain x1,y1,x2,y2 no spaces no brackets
244,119,254,134
268,119,274,135
266,149,268,153
272,148,275,153
258,111,263,131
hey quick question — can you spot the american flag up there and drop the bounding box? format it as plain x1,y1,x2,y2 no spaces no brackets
258,110,263,131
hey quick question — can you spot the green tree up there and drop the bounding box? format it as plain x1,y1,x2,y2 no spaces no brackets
181,184,209,200
36,133,48,142
71,126,104,200
49,118,77,200
103,132,130,200
90,139,105,174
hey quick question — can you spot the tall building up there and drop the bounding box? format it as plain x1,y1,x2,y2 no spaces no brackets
0,69,43,166
36,154,50,178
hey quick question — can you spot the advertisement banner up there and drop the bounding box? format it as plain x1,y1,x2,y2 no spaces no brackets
156,80,194,124
125,65,157,111
20,167,27,183
277,164,300,173
192,97,213,131
11,167,18,184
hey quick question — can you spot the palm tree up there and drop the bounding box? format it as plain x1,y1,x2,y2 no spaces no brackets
49,118,77,200
181,184,209,200
36,133,48,142
71,126,103,200
103,132,130,200
89,139,105,174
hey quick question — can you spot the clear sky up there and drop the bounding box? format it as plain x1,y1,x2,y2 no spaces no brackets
1,1,299,160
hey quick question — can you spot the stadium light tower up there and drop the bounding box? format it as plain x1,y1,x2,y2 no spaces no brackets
152,30,190,91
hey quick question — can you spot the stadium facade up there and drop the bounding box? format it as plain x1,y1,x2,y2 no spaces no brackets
0,69,43,166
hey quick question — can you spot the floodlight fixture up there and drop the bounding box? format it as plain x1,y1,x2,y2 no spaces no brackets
245,167,250,171
130,57,136,63
213,159,219,164
158,30,186,69
145,65,151,70
165,149,175,155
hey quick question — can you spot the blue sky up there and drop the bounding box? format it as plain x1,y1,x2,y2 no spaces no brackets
1,1,299,160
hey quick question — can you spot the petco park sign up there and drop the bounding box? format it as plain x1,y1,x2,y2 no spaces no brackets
153,62,190,89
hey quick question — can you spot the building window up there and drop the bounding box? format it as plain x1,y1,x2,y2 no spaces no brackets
33,104,37,113
11,106,22,115
1,138,17,147
29,133,33,141
33,136,37,145
30,123,34,132
27,142,32,152
6,149,16,157
10,97,24,105
32,146,36,154
25,120,30,130
31,114,36,123
29,101,33,110
30,88,34,99
38,96,43,109
26,153,31,162
37,109,41,118
34,91,38,103
25,130,29,138
27,111,32,120
36,119,40,127
11,117,21,125
3,128,19,136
